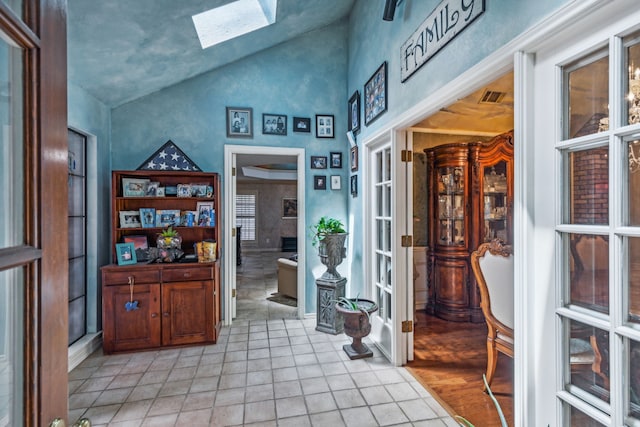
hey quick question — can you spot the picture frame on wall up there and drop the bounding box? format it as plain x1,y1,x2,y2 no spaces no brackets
311,156,327,169
330,175,341,190
282,198,297,218
330,152,342,168
293,117,311,133
350,146,358,172
262,113,287,135
350,175,358,197
348,90,360,133
314,175,327,190
315,114,334,138
116,242,137,266
226,107,253,138
364,61,387,126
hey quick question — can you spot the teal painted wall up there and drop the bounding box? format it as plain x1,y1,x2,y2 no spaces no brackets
111,21,350,314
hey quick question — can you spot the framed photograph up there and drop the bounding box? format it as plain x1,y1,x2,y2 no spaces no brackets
282,198,297,219
123,235,148,250
350,175,358,197
331,175,341,190
364,61,388,126
314,175,327,190
156,187,165,197
122,177,150,197
165,185,178,197
330,152,342,168
155,209,181,227
316,114,334,138
139,208,156,228
119,210,142,228
145,182,159,197
311,156,327,169
348,90,360,133
293,117,311,133
262,113,287,135
181,210,199,227
196,201,214,226
190,183,208,197
176,183,192,198
350,146,359,172
115,242,137,266
226,107,253,138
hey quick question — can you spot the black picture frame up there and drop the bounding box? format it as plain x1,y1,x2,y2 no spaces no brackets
348,90,360,133
350,146,358,172
226,107,253,138
364,61,388,126
330,152,342,168
314,175,327,190
350,175,358,197
311,156,327,169
315,114,334,138
293,117,311,133
262,113,287,135
282,198,297,218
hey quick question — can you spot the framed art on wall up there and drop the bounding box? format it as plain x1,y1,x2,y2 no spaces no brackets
263,113,287,135
348,90,360,133
350,146,359,172
316,114,334,138
311,156,327,169
330,152,342,168
226,107,253,138
364,61,387,126
350,175,358,197
314,175,327,190
282,198,297,218
293,117,311,133
330,175,341,190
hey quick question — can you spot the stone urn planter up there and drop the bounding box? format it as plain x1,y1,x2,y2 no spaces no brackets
318,233,348,279
335,298,378,359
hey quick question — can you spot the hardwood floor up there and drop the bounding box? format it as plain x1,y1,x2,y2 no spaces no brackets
408,311,514,427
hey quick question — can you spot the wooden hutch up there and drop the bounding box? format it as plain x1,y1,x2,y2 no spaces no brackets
101,170,221,353
425,131,513,322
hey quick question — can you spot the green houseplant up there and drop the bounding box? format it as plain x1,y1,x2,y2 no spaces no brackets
310,216,346,246
311,216,347,280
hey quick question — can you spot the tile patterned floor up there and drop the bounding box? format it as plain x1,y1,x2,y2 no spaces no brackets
68,252,457,426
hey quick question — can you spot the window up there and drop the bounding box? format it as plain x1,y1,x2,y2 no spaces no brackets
236,192,257,241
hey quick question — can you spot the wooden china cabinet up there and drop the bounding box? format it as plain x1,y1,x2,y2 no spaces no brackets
425,131,513,322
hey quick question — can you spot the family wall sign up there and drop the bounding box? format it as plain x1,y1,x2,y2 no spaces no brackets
400,0,485,82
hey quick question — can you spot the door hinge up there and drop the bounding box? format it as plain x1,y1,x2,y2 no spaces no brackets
232,167,236,176
232,227,236,237
232,289,236,298
401,150,413,162
401,235,413,247
402,320,413,333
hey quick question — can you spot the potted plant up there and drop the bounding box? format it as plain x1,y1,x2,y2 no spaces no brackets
335,296,378,359
311,216,347,280
157,226,182,249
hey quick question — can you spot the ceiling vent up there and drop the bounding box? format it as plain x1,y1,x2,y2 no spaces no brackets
478,90,506,104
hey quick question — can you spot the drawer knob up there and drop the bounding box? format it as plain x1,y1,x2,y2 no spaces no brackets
151,313,158,318
183,272,191,278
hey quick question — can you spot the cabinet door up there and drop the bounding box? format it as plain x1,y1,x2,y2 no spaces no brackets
102,283,161,353
162,280,214,346
481,160,510,243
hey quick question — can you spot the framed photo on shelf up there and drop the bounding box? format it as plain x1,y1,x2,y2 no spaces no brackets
190,183,208,198
311,156,327,169
316,114,334,138
348,90,360,133
196,201,214,226
350,146,359,172
119,210,142,228
122,177,149,197
282,198,297,219
293,117,311,133
330,152,342,168
145,182,159,197
350,175,358,197
177,184,192,198
123,235,148,250
262,113,287,135
364,61,387,126
330,175,341,190
155,209,181,227
156,187,165,197
226,107,253,138
115,242,137,266
314,175,327,190
139,208,156,228
181,210,199,227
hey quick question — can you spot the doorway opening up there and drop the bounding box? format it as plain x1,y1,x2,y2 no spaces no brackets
407,71,515,425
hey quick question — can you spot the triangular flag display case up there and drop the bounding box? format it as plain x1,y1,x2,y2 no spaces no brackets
137,140,201,172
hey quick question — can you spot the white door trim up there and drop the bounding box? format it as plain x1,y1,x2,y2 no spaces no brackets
223,145,306,325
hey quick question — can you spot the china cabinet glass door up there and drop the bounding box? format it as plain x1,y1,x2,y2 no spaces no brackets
482,161,508,243
436,166,465,246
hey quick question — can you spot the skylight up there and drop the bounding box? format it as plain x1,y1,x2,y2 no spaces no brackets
192,0,277,49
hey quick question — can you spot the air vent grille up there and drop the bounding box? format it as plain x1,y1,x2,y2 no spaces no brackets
479,90,506,104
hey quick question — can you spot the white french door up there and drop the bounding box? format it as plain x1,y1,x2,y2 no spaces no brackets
366,132,413,365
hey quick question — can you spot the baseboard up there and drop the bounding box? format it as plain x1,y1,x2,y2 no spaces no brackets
68,332,103,372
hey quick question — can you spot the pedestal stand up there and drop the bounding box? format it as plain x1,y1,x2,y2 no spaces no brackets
315,277,346,334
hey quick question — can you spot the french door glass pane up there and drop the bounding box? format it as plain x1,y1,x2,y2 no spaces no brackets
625,32,640,126
565,53,609,139
627,139,640,224
0,32,24,249
567,233,609,314
628,339,640,421
1,0,22,19
0,267,24,427
567,319,610,403
567,147,609,225
566,404,606,427
628,237,640,324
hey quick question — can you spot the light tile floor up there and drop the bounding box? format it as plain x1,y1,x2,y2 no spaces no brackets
68,251,457,426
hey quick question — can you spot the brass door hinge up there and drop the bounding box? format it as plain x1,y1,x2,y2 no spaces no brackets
232,289,236,298
232,228,236,237
402,320,413,332
401,150,412,162
401,235,413,247
232,167,236,176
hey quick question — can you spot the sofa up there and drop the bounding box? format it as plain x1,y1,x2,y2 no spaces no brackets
277,257,297,299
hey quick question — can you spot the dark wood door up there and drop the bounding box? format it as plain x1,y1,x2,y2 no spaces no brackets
102,284,161,353
162,281,214,346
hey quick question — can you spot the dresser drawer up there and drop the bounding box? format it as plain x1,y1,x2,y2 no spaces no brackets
162,266,213,282
102,268,160,285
